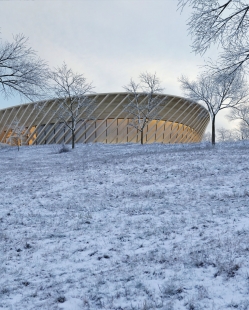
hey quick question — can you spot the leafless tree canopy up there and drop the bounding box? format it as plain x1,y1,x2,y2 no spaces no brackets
227,102,249,140
7,119,26,151
227,103,249,127
179,71,249,144
0,34,49,100
49,62,93,101
178,0,249,73
180,71,248,115
202,131,212,143
178,0,249,53
49,62,94,149
216,126,249,141
217,127,234,142
203,127,249,142
237,122,249,139
123,72,164,144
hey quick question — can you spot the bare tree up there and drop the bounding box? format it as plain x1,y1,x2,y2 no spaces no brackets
202,131,211,143
178,0,249,74
49,62,94,149
0,34,49,100
7,119,26,151
123,72,164,145
217,126,249,141
227,103,249,128
227,103,249,140
179,71,249,145
217,127,234,142
231,124,249,140
236,123,249,140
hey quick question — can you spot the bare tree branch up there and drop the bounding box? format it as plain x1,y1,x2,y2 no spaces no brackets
217,127,234,142
49,63,94,149
179,70,249,144
227,103,249,128
123,72,164,145
178,0,249,53
6,118,26,151
0,34,49,101
178,0,249,74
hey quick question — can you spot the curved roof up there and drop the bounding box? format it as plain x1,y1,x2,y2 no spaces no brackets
0,92,209,128
0,92,209,145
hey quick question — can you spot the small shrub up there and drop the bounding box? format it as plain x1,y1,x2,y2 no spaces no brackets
196,285,209,300
159,280,183,298
58,144,70,153
215,260,240,278
24,242,31,249
141,300,156,310
227,264,240,278
190,249,209,268
1,287,10,295
22,281,30,286
185,297,201,310
57,296,66,303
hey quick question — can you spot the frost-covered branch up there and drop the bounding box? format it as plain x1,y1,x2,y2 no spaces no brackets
178,0,249,54
6,118,26,151
179,70,249,144
227,103,249,128
123,72,164,145
178,0,249,74
49,63,94,149
0,34,49,101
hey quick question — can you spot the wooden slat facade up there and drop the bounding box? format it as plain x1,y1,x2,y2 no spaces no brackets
0,92,210,145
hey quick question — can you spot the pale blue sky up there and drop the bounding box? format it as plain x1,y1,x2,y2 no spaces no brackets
0,0,231,130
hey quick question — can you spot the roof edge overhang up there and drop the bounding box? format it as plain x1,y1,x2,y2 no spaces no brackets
0,92,208,113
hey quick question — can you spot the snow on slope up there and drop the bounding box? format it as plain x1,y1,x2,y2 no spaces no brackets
0,143,8,148
1,142,249,310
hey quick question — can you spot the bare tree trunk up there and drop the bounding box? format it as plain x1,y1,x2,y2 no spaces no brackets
72,118,75,149
212,115,215,145
72,130,75,149
141,128,144,145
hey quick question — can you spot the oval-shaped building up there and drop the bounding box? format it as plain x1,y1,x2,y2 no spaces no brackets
0,92,209,145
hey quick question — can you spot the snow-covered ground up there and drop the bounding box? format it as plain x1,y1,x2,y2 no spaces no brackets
0,143,8,147
1,142,249,310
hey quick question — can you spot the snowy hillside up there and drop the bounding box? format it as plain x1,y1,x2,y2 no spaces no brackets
1,142,249,310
